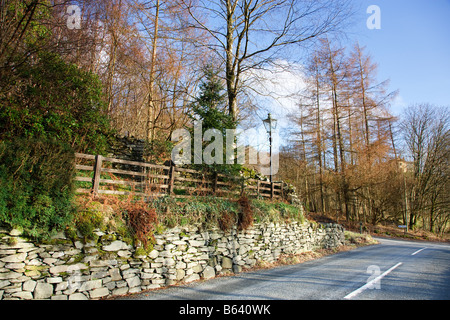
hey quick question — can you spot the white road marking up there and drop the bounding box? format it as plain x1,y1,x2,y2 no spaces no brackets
344,262,403,300
411,248,427,256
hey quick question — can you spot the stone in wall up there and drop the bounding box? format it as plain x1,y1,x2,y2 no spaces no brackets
0,221,344,300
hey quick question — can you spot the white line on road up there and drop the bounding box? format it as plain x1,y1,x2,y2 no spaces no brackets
344,262,403,300
411,248,426,256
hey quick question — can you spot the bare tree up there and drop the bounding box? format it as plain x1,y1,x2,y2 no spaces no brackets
401,104,449,231
178,0,353,121
287,38,400,224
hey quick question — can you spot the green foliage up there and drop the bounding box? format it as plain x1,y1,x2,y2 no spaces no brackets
0,50,113,154
0,138,76,239
276,202,305,224
0,48,112,239
74,201,106,240
251,200,305,224
189,66,241,176
0,0,52,73
151,196,305,231
73,196,158,248
151,196,239,231
251,199,280,222
65,195,305,242
144,138,175,163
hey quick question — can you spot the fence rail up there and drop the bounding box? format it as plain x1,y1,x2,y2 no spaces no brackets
74,153,286,200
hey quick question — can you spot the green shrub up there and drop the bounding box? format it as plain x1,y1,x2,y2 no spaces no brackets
74,201,106,240
0,138,76,239
0,50,113,155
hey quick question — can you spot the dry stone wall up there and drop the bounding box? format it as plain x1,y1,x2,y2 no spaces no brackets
0,221,344,300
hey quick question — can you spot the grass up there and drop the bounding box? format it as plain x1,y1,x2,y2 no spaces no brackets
344,231,379,246
307,211,450,243
71,194,306,247
370,225,450,242
150,196,306,230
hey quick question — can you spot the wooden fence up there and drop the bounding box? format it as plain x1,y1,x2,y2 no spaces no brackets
74,153,286,200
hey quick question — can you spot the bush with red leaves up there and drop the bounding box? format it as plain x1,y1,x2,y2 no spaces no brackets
124,201,157,248
237,195,253,231
218,211,236,232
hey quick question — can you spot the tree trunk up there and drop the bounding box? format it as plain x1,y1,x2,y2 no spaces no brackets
146,0,160,143
225,0,238,121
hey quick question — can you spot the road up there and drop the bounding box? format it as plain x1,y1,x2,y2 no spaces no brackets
117,238,450,300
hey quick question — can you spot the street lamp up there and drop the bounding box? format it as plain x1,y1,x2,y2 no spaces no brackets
263,113,277,183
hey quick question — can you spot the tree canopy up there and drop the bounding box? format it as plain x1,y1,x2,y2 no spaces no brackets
0,50,112,154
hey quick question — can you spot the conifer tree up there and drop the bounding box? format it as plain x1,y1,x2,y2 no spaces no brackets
190,66,240,175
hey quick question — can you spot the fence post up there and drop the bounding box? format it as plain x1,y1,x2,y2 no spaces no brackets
168,162,175,195
270,182,274,199
212,172,218,195
92,155,103,196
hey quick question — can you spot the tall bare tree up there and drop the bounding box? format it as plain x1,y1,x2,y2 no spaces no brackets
178,0,353,121
288,39,400,223
401,104,449,232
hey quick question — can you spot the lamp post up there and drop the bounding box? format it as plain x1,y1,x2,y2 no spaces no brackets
263,113,277,183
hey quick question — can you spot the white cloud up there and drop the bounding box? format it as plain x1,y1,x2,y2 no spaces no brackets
391,94,408,116
242,60,307,140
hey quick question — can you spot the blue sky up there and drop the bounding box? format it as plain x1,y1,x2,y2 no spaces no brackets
242,1,450,150
252,1,450,127
347,0,450,116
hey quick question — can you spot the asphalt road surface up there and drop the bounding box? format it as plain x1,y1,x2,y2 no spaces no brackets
116,237,450,300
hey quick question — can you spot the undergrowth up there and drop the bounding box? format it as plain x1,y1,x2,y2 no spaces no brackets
73,195,157,249
71,194,306,247
123,200,157,248
237,195,253,231
0,138,76,240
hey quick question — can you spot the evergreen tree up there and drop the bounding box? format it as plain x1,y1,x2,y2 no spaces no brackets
190,67,240,176
192,67,235,131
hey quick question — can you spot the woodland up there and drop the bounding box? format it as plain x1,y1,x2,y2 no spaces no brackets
0,0,448,239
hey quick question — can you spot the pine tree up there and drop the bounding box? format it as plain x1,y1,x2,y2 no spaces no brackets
190,66,240,175
192,67,234,131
